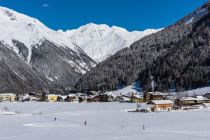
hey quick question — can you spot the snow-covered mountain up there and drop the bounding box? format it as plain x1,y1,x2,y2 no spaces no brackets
64,23,161,62
75,1,210,93
0,6,160,93
0,6,95,93
0,7,94,67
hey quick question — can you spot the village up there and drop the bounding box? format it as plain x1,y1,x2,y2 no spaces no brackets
0,89,210,113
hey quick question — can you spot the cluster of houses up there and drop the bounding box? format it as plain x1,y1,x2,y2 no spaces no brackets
135,92,210,112
0,91,210,112
0,92,143,103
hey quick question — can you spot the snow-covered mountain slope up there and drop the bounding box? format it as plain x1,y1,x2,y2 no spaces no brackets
0,7,93,65
64,23,161,62
106,82,143,96
0,6,95,92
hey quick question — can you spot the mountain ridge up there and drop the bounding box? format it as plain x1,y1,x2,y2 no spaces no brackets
75,1,210,93
64,23,160,62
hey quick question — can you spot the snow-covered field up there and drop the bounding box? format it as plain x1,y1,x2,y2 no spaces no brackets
0,102,210,140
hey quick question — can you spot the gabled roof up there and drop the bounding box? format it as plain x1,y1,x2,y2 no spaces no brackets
147,100,173,105
196,96,208,101
60,96,68,100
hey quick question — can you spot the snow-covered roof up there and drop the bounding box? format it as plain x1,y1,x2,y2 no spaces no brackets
104,92,118,97
181,97,196,101
122,97,130,101
196,96,208,101
181,96,208,101
0,93,16,96
148,100,174,105
147,92,168,96
60,96,68,100
68,94,76,97
47,94,59,96
133,94,144,98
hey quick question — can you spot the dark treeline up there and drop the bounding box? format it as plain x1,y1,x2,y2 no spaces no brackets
76,2,210,93
140,12,210,92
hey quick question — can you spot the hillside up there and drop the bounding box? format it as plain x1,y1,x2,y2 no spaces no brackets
0,42,49,93
0,6,95,93
75,1,210,93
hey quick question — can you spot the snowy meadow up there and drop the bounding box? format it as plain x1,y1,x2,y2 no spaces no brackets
0,102,210,140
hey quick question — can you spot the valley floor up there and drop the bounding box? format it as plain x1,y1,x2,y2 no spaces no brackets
0,102,210,140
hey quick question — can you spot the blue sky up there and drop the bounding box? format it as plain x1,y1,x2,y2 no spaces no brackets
0,0,208,31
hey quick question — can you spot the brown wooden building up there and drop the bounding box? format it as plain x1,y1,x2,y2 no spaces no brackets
147,100,174,112
144,92,168,102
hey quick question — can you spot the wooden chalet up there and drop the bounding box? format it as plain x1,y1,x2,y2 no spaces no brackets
144,92,168,102
147,100,174,112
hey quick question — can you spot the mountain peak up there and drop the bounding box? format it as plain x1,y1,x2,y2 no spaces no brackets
0,7,17,21
64,23,160,62
0,6,83,64
82,22,109,29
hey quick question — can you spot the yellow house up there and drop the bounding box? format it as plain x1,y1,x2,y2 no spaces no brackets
0,93,17,102
47,94,59,102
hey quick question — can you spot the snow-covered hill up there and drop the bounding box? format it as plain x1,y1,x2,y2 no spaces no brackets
106,82,143,96
64,23,161,62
